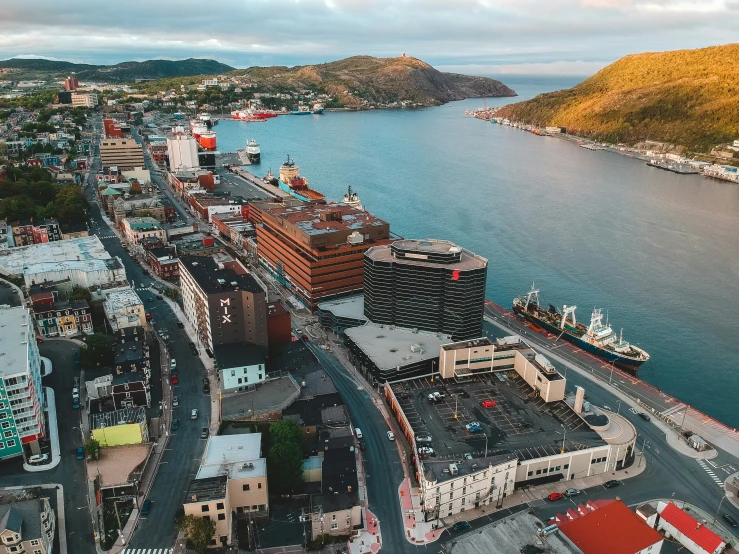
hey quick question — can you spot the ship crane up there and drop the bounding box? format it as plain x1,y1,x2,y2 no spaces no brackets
561,305,577,329
523,283,540,311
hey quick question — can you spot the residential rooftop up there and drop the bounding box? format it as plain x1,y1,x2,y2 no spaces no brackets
103,287,143,311
184,475,228,504
125,216,162,231
343,323,451,371
0,306,33,379
90,406,146,430
388,372,606,464
0,235,113,276
179,255,264,295
0,498,46,541
201,434,262,468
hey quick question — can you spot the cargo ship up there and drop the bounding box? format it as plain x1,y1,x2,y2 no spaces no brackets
245,139,260,164
278,155,325,202
512,285,649,371
197,130,216,151
231,110,268,122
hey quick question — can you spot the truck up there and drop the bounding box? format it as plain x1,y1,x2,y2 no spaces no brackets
427,391,446,404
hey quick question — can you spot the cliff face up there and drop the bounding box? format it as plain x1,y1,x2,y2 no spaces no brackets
238,55,516,104
496,44,739,152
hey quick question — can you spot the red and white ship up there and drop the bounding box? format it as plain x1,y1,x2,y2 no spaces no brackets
198,130,216,150
231,110,267,122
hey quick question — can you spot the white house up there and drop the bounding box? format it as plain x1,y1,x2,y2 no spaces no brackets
214,343,266,393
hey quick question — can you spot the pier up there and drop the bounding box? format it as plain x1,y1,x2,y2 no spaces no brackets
646,160,701,174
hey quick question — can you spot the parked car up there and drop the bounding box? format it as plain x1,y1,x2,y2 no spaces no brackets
28,454,48,464
723,514,738,528
416,435,433,443
76,446,85,460
73,398,80,410
481,399,497,408
402,382,410,391
156,295,163,300
200,427,209,439
638,412,651,422
358,440,367,451
145,313,152,321
191,409,198,420
604,480,622,489
36,337,44,344
387,431,395,441
177,321,184,328
564,488,582,497
170,359,177,370
301,334,309,341
548,492,564,501
172,396,179,407
418,447,435,456
147,297,154,302
171,375,179,385
452,521,470,532
465,421,482,432
140,499,151,516
171,419,179,431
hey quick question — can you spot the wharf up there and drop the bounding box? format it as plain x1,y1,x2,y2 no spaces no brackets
229,167,293,200
646,160,700,174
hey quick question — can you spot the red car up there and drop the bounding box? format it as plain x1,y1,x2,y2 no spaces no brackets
171,375,179,385
36,337,44,344
481,399,496,408
548,492,564,501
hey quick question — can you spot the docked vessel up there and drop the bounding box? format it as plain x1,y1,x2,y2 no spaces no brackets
243,139,260,164
291,102,323,115
278,155,325,202
342,186,363,210
197,130,216,151
231,110,267,122
190,121,207,139
198,112,213,129
264,169,278,186
512,285,649,371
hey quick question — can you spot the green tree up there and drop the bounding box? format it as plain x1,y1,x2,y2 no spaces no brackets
79,333,113,370
267,419,304,493
70,286,92,303
55,185,89,224
178,514,216,553
84,438,101,460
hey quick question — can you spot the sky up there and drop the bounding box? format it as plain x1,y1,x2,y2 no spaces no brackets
1,0,738,76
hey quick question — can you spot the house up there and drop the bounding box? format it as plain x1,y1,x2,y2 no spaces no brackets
60,222,89,240
31,294,92,337
120,217,167,246
556,499,664,554
0,497,56,554
103,288,147,331
145,247,179,281
655,502,726,554
214,343,266,393
111,373,149,410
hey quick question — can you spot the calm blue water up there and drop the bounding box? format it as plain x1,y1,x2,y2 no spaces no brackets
214,76,739,427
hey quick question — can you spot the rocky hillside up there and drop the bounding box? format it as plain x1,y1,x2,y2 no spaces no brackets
235,55,516,105
496,44,739,152
0,58,234,82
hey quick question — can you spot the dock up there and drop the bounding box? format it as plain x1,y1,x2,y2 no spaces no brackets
229,167,293,199
646,160,700,174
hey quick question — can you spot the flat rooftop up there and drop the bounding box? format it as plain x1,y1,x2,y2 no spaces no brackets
317,294,366,322
184,475,228,504
344,323,451,371
103,287,143,311
90,406,146,430
0,306,31,379
221,375,300,420
264,202,389,237
0,235,113,276
197,457,266,480
441,337,494,351
214,343,265,370
202,434,262,467
366,238,487,271
389,372,605,464
179,254,264,295
445,511,577,554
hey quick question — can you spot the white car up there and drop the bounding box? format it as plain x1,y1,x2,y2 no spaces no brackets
387,431,395,441
170,359,177,370
418,447,434,456
191,409,198,420
172,396,179,407
28,454,49,464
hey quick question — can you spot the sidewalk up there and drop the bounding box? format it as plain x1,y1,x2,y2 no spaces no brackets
24,388,61,472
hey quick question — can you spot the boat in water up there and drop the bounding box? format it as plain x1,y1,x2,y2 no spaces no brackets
245,139,260,164
278,155,325,202
264,169,278,186
231,110,268,122
342,185,363,210
512,285,649,371
291,102,324,115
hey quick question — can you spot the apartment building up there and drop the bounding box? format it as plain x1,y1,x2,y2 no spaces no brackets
0,497,56,554
120,217,167,246
71,93,98,107
0,306,45,460
179,255,268,354
103,288,147,331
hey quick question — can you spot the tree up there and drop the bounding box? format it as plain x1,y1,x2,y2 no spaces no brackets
178,514,216,553
79,333,113,370
70,286,92,303
84,438,101,460
267,419,304,493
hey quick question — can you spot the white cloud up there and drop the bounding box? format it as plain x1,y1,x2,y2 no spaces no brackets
437,60,611,76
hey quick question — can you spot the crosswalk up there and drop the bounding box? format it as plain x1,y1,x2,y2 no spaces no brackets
697,459,725,488
121,548,174,554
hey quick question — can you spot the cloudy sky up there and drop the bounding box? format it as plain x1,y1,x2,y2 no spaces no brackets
2,0,737,76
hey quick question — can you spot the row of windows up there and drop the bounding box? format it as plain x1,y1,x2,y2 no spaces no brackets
455,357,493,365
528,464,569,477
242,482,263,491
591,456,607,464
0,439,17,449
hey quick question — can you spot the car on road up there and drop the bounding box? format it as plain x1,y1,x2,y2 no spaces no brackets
201,427,209,439
604,480,622,489
723,514,738,528
177,321,184,328
465,421,482,432
452,521,470,532
416,435,433,443
172,396,179,407
73,398,80,409
171,419,179,431
418,447,435,456
638,412,651,422
36,337,43,344
28,454,48,464
191,409,198,420
140,499,151,516
359,440,367,451
170,359,177,370
387,431,395,441
145,313,152,321
564,488,582,497
481,399,497,408
147,297,154,302
77,446,85,460
548,492,564,501
171,375,179,385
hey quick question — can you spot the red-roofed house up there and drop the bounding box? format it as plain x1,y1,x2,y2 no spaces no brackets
657,502,726,554
557,499,663,554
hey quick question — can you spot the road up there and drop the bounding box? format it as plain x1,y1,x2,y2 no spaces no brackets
85,116,212,548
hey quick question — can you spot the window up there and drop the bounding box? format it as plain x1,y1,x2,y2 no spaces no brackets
216,502,224,510
3,431,12,438
536,469,542,475
527,471,533,477
243,484,250,491
217,513,225,520
556,466,561,471
34,550,43,554
564,464,570,469
231,370,235,377
257,482,262,489
201,505,210,512
332,514,336,521
330,523,338,530
1,422,9,429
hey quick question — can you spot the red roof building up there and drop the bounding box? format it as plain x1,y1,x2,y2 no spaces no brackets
557,499,664,554
658,502,726,554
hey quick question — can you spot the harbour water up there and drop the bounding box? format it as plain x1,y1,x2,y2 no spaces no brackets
214,77,739,428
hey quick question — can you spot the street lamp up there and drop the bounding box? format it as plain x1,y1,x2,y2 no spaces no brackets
714,495,729,524
561,424,567,454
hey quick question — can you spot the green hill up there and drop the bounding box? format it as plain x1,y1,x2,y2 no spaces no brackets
231,55,516,105
0,58,234,82
496,44,739,152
